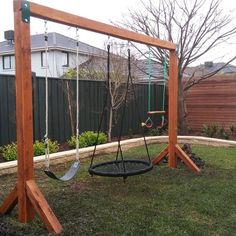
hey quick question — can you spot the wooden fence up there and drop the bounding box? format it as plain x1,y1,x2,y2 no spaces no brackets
185,75,236,133
0,74,165,146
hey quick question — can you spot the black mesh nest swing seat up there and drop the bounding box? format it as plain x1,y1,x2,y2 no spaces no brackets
89,45,153,179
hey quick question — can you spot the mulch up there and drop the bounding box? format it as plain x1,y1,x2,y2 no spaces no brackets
162,143,205,168
0,220,23,236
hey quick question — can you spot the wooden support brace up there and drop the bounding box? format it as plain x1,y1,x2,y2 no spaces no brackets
152,145,169,165
175,144,200,172
26,180,63,234
0,185,18,215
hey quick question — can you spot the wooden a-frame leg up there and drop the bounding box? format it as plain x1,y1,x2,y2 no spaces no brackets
26,180,63,234
152,144,200,173
152,145,169,165
175,144,200,172
0,185,18,215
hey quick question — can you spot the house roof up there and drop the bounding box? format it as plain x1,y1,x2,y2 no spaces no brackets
184,62,236,77
0,32,107,56
133,59,167,83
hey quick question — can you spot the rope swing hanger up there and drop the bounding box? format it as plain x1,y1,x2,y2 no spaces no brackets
142,48,153,128
89,42,153,180
142,48,167,129
44,21,80,181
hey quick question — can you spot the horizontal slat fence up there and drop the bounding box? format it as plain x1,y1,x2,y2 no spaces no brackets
185,75,236,133
0,74,165,146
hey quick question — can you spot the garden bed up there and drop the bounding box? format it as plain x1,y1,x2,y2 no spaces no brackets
0,142,236,235
0,136,236,176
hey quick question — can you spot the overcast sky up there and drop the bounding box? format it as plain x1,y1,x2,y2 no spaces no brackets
1,0,236,65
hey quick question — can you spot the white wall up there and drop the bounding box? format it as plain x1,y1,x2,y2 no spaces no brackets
0,50,90,77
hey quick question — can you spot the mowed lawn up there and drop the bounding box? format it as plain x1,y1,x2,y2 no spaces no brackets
0,144,236,236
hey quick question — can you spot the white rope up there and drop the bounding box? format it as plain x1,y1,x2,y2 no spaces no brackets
75,28,80,162
44,20,50,170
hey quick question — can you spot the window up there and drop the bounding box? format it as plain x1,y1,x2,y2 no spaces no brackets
2,55,15,70
41,51,69,68
41,51,46,67
61,51,69,67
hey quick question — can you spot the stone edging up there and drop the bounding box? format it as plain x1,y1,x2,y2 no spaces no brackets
0,136,236,176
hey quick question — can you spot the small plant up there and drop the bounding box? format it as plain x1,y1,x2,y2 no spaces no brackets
33,140,59,156
67,131,107,148
218,125,229,140
146,128,160,136
202,123,219,138
0,142,17,161
201,123,232,140
229,125,235,134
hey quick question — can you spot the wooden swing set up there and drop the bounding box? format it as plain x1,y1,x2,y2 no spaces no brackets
0,0,200,234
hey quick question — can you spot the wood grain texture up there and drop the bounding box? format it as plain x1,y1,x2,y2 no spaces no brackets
14,0,35,222
152,145,168,165
175,145,200,172
0,186,18,215
168,51,178,168
26,180,63,234
29,2,176,50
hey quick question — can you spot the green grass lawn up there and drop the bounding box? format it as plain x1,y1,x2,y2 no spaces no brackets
0,144,236,236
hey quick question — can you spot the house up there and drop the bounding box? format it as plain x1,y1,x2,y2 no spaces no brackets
134,59,167,84
184,61,236,78
0,30,169,82
0,31,107,77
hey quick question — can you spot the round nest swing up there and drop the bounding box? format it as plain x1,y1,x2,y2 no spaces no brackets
89,46,153,179
89,159,153,178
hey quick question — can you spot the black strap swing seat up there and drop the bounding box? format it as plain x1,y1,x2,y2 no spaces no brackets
88,46,153,179
44,161,80,181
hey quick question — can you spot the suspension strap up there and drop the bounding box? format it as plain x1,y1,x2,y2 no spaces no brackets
128,48,151,164
44,20,50,170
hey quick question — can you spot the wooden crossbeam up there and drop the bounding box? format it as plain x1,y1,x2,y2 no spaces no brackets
29,2,176,50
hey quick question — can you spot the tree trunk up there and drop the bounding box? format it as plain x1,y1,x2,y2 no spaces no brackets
66,81,75,136
107,106,113,142
178,77,188,135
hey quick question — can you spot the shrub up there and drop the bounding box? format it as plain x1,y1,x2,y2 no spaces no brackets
202,123,219,138
146,128,160,136
33,140,59,156
201,123,233,140
0,142,17,161
67,131,107,148
0,140,60,162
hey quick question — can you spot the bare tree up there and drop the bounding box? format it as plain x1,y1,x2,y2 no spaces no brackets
63,45,131,142
106,42,128,142
118,0,236,134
